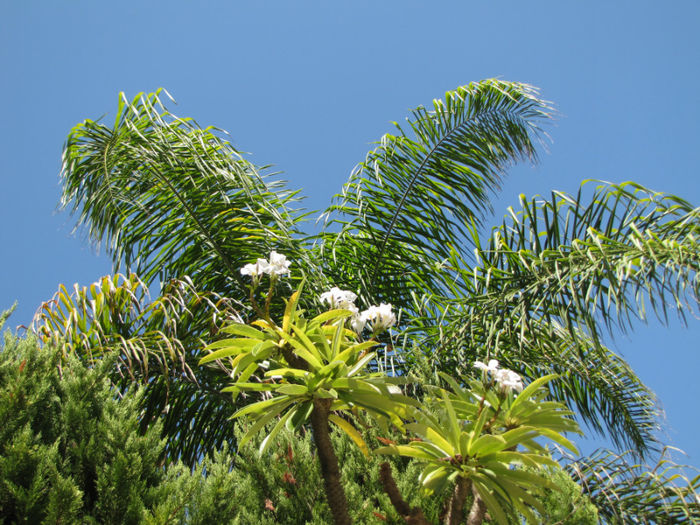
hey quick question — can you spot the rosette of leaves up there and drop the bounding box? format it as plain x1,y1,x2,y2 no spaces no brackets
377,372,581,524
199,285,416,525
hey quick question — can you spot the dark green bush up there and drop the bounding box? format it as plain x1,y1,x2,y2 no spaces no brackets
0,322,167,524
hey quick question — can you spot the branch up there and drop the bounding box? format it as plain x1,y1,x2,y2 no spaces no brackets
378,462,431,525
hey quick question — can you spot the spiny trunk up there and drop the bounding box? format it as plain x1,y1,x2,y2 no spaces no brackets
466,484,487,525
378,462,431,525
309,398,351,525
444,476,470,525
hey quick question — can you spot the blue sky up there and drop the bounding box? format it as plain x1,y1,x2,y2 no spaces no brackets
1,1,699,471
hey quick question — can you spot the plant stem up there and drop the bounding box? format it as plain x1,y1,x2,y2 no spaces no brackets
444,476,470,525
378,462,431,525
309,398,351,525
466,484,487,525
249,284,267,320
263,276,276,318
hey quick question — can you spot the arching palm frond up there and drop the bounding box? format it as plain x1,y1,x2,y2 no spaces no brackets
32,274,242,465
61,90,314,301
566,447,700,523
407,182,698,456
52,83,700,519
528,325,659,458
461,181,699,340
319,80,553,310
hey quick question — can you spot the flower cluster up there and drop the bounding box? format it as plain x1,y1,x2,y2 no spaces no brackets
473,359,524,394
361,303,396,333
319,287,395,335
239,250,398,335
319,287,357,309
240,251,291,278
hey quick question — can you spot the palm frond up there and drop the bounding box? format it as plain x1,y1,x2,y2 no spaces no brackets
32,274,242,465
460,181,699,339
319,79,552,309
566,447,700,523
61,90,314,301
410,181,698,455
408,305,659,456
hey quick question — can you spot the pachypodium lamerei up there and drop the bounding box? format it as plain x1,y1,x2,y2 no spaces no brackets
200,253,582,525
201,252,412,525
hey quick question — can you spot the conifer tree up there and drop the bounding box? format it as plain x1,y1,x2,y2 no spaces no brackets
0,316,167,523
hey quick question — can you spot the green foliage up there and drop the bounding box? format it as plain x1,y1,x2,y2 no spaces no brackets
377,372,581,524
200,286,414,456
38,79,700,522
567,448,700,523
32,273,243,466
53,81,699,467
146,423,441,525
321,80,552,310
528,466,599,524
0,322,431,524
418,181,699,456
61,90,311,295
0,327,167,523
3,317,697,523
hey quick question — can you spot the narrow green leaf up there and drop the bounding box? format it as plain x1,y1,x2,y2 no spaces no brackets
335,341,378,363
259,409,295,456
198,346,243,365
473,480,509,525
265,367,309,379
238,398,295,448
275,330,324,369
405,423,455,457
312,309,354,325
328,414,370,457
509,374,557,412
469,434,507,457
347,352,377,377
282,281,304,333
467,405,491,455
286,400,313,431
276,384,309,396
220,323,265,340
375,445,437,461
231,395,291,419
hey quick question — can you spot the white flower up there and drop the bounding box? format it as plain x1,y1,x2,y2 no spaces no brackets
319,287,358,309
350,313,367,334
495,369,523,393
474,360,523,394
473,359,499,374
240,258,270,277
240,251,291,278
361,303,396,332
267,251,291,276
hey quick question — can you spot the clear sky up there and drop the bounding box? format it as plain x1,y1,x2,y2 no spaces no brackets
1,1,699,471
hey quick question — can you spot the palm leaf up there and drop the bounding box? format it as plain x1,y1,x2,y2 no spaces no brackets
566,447,700,523
319,79,553,309
409,181,698,456
61,90,317,303
422,313,659,456
460,180,699,339
32,274,243,465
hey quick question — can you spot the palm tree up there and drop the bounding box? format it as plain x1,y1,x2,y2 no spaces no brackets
36,80,699,520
